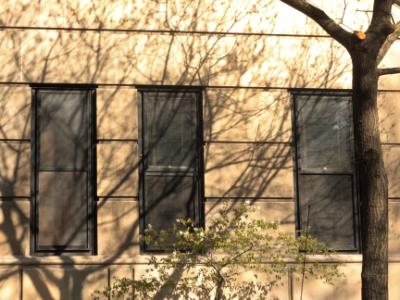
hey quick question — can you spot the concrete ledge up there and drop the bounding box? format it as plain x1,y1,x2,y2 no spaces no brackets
0,254,399,266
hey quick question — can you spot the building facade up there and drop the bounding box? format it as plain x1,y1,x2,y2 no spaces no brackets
0,0,399,299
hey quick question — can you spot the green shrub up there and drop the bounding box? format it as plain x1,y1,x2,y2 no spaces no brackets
94,203,342,300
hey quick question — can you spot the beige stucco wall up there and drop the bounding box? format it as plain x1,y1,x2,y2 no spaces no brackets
0,0,399,299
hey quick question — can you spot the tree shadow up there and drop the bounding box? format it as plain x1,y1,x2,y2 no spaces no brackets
0,1,398,300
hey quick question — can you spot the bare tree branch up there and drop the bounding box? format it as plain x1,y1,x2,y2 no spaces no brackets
377,67,400,76
369,0,394,30
394,0,400,7
338,0,348,25
377,22,400,64
280,0,352,47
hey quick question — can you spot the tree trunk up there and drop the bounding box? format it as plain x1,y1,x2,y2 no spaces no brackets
214,276,224,300
351,51,389,300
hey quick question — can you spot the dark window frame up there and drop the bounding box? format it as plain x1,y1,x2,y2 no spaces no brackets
137,87,205,252
291,89,360,252
30,84,97,255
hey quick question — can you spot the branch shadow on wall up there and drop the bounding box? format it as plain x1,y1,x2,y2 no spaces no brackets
0,1,387,299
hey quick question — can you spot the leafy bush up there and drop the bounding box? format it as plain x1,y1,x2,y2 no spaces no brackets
94,203,342,300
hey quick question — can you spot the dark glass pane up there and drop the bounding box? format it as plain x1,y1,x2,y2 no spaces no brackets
144,92,197,169
37,172,88,248
297,96,353,172
39,90,88,170
144,175,196,231
299,174,356,249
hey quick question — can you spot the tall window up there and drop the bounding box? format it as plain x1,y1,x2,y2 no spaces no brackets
292,90,359,251
31,86,96,254
139,88,203,250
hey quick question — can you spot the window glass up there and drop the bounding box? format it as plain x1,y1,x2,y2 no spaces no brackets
39,91,88,170
294,93,358,251
144,175,195,231
144,92,197,169
140,90,202,250
38,172,87,248
299,174,355,249
33,88,94,253
297,96,353,172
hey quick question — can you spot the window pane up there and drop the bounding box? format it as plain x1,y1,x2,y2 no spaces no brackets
39,90,88,170
37,172,88,248
297,96,353,172
298,174,356,249
144,175,195,231
144,92,197,169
